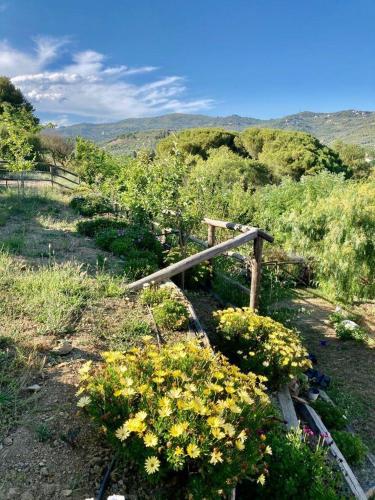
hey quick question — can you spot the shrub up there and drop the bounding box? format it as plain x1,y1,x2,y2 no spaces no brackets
139,285,174,306
76,217,128,238
70,195,113,217
77,339,272,499
95,229,119,251
331,431,367,465
312,400,347,430
214,308,311,388
123,251,158,281
152,299,189,331
241,428,341,499
165,244,211,289
334,321,367,342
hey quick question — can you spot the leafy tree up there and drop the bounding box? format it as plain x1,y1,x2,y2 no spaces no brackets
156,128,240,161
236,128,346,180
40,134,74,167
332,140,374,179
0,76,38,124
74,138,120,184
0,104,40,171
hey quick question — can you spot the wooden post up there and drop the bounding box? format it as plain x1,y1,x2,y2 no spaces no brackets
250,237,263,310
207,224,215,281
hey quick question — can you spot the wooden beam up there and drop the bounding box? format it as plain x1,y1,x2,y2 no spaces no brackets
250,237,263,310
298,403,367,500
203,217,273,243
128,229,260,291
277,386,299,430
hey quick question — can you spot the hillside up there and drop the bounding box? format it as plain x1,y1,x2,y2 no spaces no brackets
47,110,375,150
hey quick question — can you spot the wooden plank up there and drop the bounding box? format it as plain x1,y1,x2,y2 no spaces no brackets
128,229,260,291
277,386,299,430
250,237,263,310
298,403,367,500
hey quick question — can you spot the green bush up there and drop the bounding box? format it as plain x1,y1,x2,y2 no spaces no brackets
241,428,341,499
123,251,158,280
334,321,367,342
152,299,189,331
312,400,347,430
76,217,128,238
70,195,114,217
95,229,119,250
332,431,367,465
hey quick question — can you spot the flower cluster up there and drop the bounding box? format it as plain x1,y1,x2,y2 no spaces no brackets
214,308,311,387
77,339,272,498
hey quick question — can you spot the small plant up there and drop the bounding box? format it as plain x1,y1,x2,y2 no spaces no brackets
152,299,189,331
35,423,53,443
214,308,311,388
312,400,347,430
113,318,153,348
76,217,128,237
77,339,272,499
139,285,174,306
70,195,114,217
241,427,341,499
334,321,367,342
331,431,367,465
123,251,159,280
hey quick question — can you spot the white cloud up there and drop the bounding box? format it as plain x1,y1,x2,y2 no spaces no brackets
0,37,213,123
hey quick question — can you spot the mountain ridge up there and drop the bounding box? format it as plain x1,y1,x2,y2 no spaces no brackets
48,110,375,151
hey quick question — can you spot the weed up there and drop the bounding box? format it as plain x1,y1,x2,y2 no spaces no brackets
331,431,368,464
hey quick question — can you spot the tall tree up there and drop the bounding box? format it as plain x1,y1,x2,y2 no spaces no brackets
0,76,38,124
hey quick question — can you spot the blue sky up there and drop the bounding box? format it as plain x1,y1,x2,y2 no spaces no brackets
0,0,374,124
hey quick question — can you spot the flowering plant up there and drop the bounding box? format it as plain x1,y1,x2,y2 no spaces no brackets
214,308,311,387
77,339,272,498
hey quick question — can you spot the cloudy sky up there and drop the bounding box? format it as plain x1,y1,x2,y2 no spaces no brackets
0,0,374,125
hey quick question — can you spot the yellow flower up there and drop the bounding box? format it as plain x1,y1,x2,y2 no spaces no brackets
237,430,247,443
210,449,223,465
144,432,158,448
159,406,173,418
265,445,272,455
135,411,147,421
211,428,226,440
186,443,201,458
174,446,184,456
223,423,236,437
259,433,267,441
144,456,160,475
126,417,147,434
235,439,245,451
115,423,130,441
169,422,189,437
257,474,266,486
169,387,182,399
207,416,224,428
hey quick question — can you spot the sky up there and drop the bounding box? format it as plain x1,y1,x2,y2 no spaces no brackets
0,0,374,125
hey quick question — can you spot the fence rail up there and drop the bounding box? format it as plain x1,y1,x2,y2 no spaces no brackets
0,162,80,190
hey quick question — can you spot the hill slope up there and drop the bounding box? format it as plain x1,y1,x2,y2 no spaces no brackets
49,110,375,150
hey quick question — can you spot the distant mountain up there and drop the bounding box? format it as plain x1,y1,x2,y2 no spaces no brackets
48,110,375,152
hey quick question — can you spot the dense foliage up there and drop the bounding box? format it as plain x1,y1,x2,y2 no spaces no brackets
78,338,272,498
214,308,311,388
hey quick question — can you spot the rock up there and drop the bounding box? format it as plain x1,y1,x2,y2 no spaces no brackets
26,384,41,392
61,490,73,497
52,341,73,356
20,493,34,500
41,484,56,496
3,436,13,446
7,487,20,498
40,467,49,476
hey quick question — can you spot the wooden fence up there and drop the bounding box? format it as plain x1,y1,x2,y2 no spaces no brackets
0,162,80,190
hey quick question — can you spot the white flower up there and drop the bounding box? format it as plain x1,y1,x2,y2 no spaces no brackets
77,396,91,408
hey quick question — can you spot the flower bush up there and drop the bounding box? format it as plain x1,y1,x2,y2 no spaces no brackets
77,339,273,498
214,308,311,387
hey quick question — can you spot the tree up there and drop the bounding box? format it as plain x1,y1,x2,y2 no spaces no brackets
156,128,240,161
332,140,374,179
40,134,75,167
73,137,120,184
237,128,346,180
0,104,40,171
0,76,38,124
